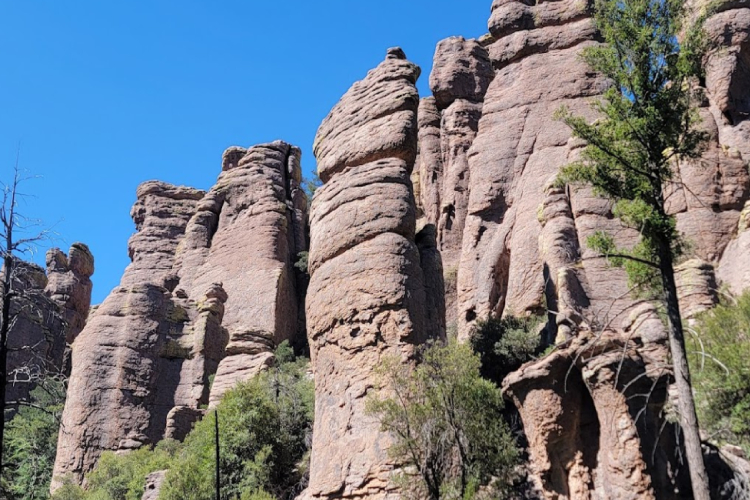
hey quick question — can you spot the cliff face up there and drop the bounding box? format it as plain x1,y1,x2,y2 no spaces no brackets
408,0,750,498
303,47,442,500
46,0,750,497
52,142,307,487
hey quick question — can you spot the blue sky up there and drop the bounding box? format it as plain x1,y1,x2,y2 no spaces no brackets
0,0,490,303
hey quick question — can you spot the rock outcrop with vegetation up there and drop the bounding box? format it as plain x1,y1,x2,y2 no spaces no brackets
52,143,308,488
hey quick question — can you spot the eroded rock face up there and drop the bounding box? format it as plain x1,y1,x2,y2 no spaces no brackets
503,330,688,500
45,243,94,343
53,142,307,488
303,48,436,500
4,246,93,412
414,37,492,331
456,0,608,338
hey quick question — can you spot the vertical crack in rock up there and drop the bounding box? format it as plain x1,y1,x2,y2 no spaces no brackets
414,37,493,331
303,48,440,500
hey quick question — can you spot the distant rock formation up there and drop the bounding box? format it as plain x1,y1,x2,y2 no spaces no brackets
52,142,307,488
5,244,93,410
302,47,443,500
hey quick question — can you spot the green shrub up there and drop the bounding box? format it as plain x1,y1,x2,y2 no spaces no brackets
469,315,545,385
367,339,520,500
689,292,750,453
51,343,313,500
84,442,176,500
2,379,66,500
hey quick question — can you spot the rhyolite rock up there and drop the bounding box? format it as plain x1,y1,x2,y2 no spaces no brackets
4,245,93,412
53,142,308,488
414,36,493,331
302,48,440,500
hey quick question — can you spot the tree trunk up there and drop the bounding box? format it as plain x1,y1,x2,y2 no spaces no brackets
0,249,12,473
658,239,711,500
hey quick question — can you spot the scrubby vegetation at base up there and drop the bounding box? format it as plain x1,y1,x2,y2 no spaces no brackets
689,292,750,454
51,342,313,500
367,339,520,500
1,380,66,499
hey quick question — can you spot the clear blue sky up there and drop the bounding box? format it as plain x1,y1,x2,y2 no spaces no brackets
0,1,490,303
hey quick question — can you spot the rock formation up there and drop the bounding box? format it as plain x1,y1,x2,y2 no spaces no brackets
415,37,493,330
53,142,308,487
409,0,750,498
302,47,442,500
43,0,750,497
4,244,93,410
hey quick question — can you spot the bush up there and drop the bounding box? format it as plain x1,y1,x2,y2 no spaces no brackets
367,339,520,500
689,292,750,453
85,442,177,500
52,343,313,500
2,379,66,500
469,315,545,385
160,353,313,500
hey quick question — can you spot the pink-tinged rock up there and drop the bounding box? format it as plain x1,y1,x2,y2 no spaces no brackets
503,329,688,500
313,48,420,183
140,470,167,500
457,40,607,338
172,142,308,407
415,37,492,330
489,0,591,39
429,37,493,109
417,97,443,226
45,243,94,343
54,142,308,489
303,49,434,500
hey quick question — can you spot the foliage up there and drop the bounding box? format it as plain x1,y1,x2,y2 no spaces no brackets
294,251,309,274
554,0,706,291
469,315,545,386
86,443,177,500
302,173,322,207
366,339,519,500
160,350,313,500
555,1,712,495
2,379,65,500
689,292,750,453
52,343,313,500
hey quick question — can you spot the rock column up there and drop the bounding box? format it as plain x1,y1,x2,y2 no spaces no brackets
304,48,430,499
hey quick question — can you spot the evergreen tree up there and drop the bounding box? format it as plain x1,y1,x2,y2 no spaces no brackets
555,0,710,497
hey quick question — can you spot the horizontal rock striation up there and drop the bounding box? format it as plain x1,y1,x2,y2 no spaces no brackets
303,48,441,500
53,142,307,488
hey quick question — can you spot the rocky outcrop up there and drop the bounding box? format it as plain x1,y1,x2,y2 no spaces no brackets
45,243,94,343
503,329,688,500
303,48,438,500
141,470,167,500
415,37,493,330
5,245,93,410
53,142,307,488
455,1,607,338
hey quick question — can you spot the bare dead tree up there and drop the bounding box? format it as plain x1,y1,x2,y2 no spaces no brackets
0,155,52,473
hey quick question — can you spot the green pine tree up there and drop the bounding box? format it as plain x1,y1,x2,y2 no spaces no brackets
555,0,710,497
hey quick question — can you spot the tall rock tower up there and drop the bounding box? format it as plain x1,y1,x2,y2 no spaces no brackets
303,48,438,499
